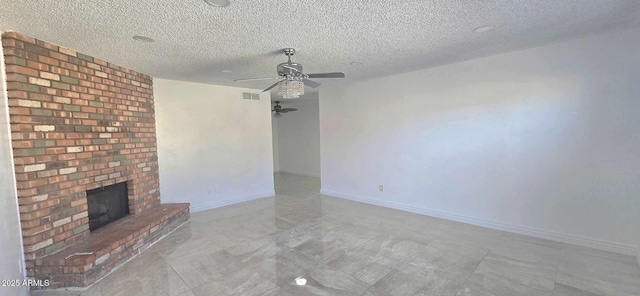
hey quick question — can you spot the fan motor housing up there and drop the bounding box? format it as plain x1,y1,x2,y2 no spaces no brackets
277,62,303,77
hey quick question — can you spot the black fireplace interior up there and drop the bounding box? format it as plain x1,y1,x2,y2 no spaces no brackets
87,182,129,231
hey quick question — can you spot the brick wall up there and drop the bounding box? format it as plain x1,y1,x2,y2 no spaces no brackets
1,32,160,277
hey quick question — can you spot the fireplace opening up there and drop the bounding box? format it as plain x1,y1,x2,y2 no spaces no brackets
87,182,129,231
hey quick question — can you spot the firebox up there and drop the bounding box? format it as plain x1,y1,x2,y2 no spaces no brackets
87,182,129,231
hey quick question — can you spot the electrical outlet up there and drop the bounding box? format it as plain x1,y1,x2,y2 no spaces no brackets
379,185,383,192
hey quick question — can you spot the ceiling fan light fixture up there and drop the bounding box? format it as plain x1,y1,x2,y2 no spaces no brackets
204,0,232,7
278,79,304,99
235,47,345,96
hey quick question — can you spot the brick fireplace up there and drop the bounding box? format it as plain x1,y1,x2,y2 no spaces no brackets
2,32,189,288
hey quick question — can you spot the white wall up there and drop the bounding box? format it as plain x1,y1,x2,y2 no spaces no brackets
154,79,275,212
321,27,640,255
0,36,28,296
272,116,280,173
274,94,321,177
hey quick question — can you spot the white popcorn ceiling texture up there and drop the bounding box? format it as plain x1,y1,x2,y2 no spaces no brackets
1,0,639,93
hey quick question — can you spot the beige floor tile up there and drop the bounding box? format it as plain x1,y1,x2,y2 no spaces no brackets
556,245,640,296
30,173,640,296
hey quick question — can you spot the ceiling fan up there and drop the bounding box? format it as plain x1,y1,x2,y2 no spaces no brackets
234,48,345,98
272,101,297,118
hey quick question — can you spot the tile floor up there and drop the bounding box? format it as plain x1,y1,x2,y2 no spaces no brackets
32,173,640,296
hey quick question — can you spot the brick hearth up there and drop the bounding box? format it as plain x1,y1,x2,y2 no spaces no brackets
1,31,190,288
35,203,189,288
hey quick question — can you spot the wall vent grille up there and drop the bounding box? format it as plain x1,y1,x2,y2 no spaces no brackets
242,93,261,100
242,93,260,101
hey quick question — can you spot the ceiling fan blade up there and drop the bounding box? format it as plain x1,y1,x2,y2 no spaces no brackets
234,77,281,82
282,108,298,112
262,81,282,93
306,72,345,79
303,79,321,88
283,65,301,72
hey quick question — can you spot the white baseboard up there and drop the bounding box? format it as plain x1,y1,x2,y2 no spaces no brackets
320,189,637,256
190,191,275,213
277,170,321,178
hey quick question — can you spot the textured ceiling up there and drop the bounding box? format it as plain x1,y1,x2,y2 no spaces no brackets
1,0,640,95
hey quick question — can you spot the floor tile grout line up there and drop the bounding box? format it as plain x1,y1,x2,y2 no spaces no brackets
364,241,428,293
210,214,356,291
452,234,501,295
165,247,223,294
551,243,564,292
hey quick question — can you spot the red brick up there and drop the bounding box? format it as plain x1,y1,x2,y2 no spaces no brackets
49,51,69,62
9,107,32,116
2,37,20,48
8,90,29,99
46,133,66,140
3,32,170,289
39,56,60,66
6,32,36,44
43,102,62,110
50,66,71,76
27,60,49,71
6,65,39,76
